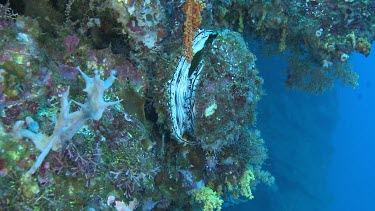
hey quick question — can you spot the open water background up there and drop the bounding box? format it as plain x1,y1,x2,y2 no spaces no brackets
226,44,375,211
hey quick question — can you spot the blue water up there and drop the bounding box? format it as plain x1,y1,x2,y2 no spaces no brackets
328,45,375,211
226,44,375,211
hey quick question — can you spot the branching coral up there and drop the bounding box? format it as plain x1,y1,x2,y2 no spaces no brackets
286,55,359,93
13,67,122,178
182,0,204,62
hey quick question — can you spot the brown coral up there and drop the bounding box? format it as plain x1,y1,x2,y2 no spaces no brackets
182,0,204,62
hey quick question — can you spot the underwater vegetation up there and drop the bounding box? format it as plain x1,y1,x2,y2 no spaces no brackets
0,0,373,210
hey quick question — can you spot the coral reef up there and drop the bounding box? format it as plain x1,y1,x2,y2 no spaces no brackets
212,0,374,93
1,0,374,210
110,0,167,49
13,67,121,179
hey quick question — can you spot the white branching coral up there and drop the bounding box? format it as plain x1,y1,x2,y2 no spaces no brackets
13,67,122,177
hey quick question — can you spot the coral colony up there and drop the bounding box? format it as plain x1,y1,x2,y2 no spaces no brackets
13,67,122,178
0,0,374,210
